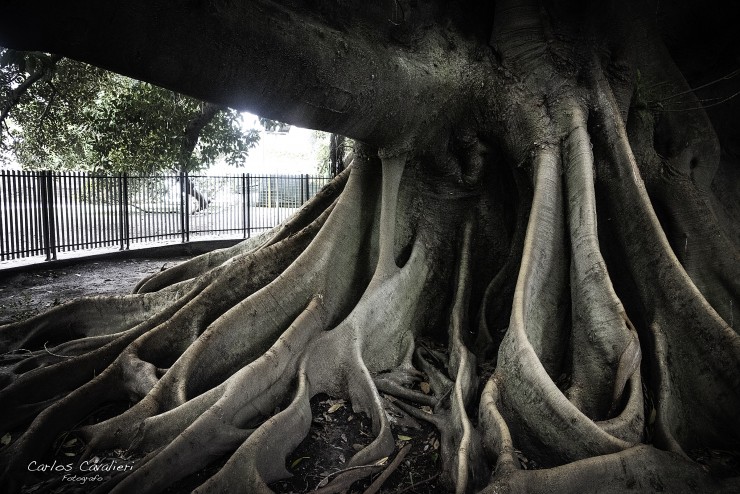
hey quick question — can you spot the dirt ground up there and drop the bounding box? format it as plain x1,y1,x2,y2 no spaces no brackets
0,257,191,325
1,256,446,493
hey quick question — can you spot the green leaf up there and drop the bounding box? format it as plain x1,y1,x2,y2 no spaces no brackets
290,456,309,469
398,435,412,441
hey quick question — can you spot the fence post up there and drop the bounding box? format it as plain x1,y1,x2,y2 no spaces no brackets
123,172,130,250
179,170,191,243
241,173,246,239
179,170,186,243
184,171,190,242
117,173,123,250
304,174,310,204
117,173,125,250
246,173,252,238
47,171,57,260
38,171,51,260
0,171,5,261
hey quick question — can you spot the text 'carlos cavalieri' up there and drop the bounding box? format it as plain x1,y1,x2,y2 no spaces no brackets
27,459,134,484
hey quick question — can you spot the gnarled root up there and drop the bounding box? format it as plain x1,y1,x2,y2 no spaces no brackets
1,14,739,493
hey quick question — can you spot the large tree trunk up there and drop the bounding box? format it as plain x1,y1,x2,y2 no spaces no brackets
0,1,738,493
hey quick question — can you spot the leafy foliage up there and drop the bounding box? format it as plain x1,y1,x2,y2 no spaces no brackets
1,48,259,172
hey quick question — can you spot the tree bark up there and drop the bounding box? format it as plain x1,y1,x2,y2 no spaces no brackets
330,134,345,178
0,1,738,493
176,101,226,211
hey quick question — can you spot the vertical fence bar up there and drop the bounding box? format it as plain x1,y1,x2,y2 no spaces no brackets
27,171,35,259
1,171,8,260
155,175,161,241
25,172,33,257
184,171,190,242
84,172,91,249
135,175,142,245
179,170,186,243
104,174,109,246
21,172,29,256
47,170,57,260
53,173,61,252
123,172,130,249
108,173,115,246
50,171,59,255
89,172,96,249
16,171,24,258
82,171,88,250
103,174,110,246
75,172,82,251
1,171,9,260
61,172,69,252
144,174,149,243
244,173,252,238
117,173,125,250
164,174,170,240
0,171,4,260
38,171,51,260
57,171,64,252
35,171,43,255
69,172,75,251
87,171,93,249
10,172,19,258
168,174,173,239
78,172,85,249
304,174,310,204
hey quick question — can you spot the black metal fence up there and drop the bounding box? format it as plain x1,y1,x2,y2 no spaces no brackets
0,170,331,262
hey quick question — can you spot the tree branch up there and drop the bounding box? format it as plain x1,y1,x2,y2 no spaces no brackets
0,53,61,125
0,1,460,146
177,101,225,171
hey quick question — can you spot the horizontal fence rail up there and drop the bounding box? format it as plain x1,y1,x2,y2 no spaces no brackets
0,170,331,262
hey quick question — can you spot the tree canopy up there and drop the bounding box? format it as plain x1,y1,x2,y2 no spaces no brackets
0,48,260,173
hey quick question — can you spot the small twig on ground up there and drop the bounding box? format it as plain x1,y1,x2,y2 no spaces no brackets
43,341,73,358
363,443,412,494
314,464,384,493
393,473,440,494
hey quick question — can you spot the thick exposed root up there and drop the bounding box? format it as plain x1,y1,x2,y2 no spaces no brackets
483,444,740,493
592,69,740,455
484,145,637,468
49,155,438,493
1,15,739,493
0,289,183,352
560,105,643,426
0,164,350,487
